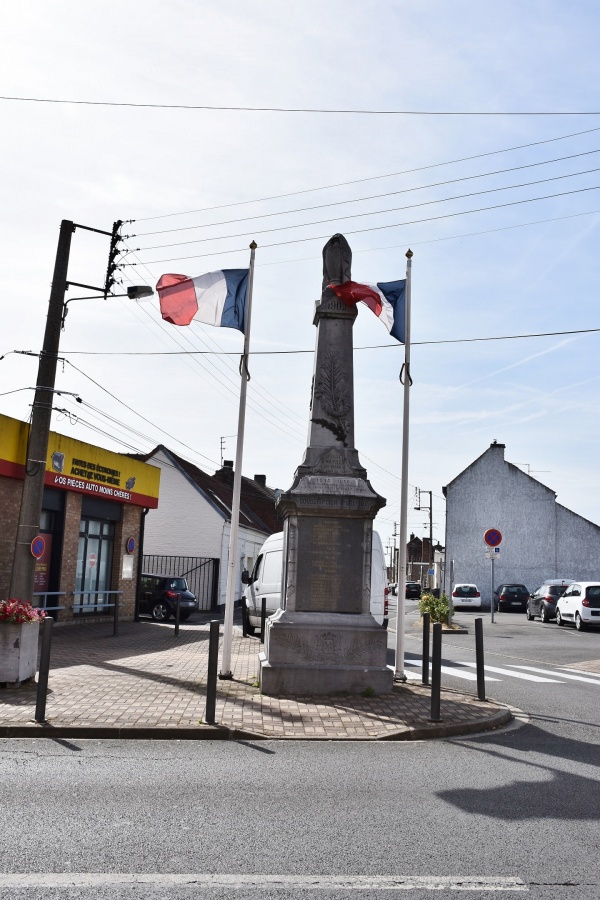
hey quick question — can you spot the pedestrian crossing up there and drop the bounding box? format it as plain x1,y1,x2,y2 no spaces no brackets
402,656,600,687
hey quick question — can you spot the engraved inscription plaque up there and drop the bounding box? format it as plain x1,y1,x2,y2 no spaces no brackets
295,517,364,613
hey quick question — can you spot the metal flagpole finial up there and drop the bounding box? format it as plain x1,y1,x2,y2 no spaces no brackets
406,249,413,258
250,240,257,250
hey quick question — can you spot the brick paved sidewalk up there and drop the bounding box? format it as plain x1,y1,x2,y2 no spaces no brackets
0,620,511,740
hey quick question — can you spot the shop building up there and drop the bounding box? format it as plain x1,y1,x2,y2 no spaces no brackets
0,413,160,622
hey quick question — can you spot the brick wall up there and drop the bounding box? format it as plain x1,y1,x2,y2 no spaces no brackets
112,504,142,621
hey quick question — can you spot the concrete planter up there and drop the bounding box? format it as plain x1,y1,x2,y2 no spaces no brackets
0,621,40,684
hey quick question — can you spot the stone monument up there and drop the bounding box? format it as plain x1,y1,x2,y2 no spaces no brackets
259,234,393,695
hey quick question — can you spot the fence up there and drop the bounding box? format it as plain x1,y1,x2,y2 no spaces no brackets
142,555,219,611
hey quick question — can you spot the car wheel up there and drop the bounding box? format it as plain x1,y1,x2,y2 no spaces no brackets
575,612,587,632
151,601,171,622
556,609,564,626
540,606,548,624
526,605,534,621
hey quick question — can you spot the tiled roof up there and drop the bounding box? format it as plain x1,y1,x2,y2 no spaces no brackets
133,446,283,535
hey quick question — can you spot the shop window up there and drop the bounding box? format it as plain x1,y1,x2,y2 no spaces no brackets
75,518,115,615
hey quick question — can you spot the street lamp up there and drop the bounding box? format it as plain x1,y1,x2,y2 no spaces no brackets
9,219,153,603
61,284,154,329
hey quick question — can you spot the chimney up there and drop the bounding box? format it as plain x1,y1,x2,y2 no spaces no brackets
215,460,234,483
254,474,266,488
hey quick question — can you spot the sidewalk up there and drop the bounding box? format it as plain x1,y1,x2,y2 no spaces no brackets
0,619,511,741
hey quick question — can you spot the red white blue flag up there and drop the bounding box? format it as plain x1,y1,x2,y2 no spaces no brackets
156,269,249,333
329,279,406,343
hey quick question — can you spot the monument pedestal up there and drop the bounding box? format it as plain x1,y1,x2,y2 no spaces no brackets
259,610,391,695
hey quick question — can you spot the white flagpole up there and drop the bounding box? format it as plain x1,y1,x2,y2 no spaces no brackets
219,240,257,679
394,249,413,681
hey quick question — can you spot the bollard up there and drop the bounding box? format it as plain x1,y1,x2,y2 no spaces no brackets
174,595,181,637
475,617,486,701
35,616,54,723
241,598,248,638
422,611,430,685
113,594,119,636
429,622,442,723
204,620,220,724
260,597,267,643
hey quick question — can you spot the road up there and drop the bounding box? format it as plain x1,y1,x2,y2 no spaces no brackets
1,603,599,899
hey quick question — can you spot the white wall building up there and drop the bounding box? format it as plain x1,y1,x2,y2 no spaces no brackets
140,446,282,609
443,441,600,605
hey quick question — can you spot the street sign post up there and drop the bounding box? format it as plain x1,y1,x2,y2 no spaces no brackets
484,529,503,623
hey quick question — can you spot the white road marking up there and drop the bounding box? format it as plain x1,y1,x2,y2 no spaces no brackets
404,659,500,682
559,666,600,678
456,662,561,683
510,665,600,685
0,873,528,891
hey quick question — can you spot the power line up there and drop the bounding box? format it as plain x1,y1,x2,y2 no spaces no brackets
132,148,600,239
127,182,600,266
131,125,600,222
2,94,600,115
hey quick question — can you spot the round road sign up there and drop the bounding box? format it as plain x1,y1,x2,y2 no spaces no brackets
88,553,97,569
484,528,502,547
126,537,136,554
31,535,46,559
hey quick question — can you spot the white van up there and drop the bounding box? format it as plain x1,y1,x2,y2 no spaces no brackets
242,530,389,631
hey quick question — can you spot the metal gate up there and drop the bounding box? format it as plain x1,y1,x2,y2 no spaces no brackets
142,555,219,611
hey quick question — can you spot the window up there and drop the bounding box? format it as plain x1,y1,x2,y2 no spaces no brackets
75,518,115,615
262,550,282,587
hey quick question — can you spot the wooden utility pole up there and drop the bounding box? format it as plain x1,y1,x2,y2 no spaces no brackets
10,220,75,601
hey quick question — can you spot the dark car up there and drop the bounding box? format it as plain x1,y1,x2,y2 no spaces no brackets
138,573,198,622
493,583,530,612
405,581,422,599
527,580,572,623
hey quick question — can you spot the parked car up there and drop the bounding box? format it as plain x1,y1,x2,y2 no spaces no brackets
494,583,530,612
405,582,422,599
452,583,481,609
389,583,397,596
527,580,572,623
556,582,600,631
138,573,198,622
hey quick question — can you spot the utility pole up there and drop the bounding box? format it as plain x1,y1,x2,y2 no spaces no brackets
9,219,149,603
10,220,75,601
392,521,398,583
415,489,433,589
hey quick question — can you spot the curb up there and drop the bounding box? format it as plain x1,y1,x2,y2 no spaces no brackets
0,705,512,742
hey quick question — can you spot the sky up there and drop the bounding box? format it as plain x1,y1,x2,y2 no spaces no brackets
2,1,600,564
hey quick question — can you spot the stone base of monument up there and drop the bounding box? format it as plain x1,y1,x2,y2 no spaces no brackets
258,609,393,696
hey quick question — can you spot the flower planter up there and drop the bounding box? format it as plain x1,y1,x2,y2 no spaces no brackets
0,621,40,684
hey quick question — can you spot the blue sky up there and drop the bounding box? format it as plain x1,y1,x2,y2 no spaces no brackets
2,1,600,559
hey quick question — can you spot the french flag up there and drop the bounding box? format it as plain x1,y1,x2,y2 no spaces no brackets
156,269,249,333
329,279,406,343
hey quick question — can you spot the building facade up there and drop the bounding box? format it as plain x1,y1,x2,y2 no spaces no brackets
0,413,160,622
443,441,600,604
139,446,282,610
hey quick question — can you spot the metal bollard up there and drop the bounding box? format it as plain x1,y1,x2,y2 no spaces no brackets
113,594,119,636
260,597,267,643
429,622,442,723
204,620,220,724
422,611,430,685
475,617,486,701
35,617,54,723
241,598,248,638
174,595,181,637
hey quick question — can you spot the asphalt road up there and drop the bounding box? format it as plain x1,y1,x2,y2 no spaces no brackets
1,604,599,899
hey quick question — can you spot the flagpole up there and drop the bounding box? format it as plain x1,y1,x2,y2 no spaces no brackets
394,249,413,682
219,240,257,679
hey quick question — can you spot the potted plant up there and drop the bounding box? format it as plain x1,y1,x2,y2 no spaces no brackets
0,599,45,684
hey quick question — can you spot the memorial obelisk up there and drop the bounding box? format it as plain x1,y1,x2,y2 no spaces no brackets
259,234,393,695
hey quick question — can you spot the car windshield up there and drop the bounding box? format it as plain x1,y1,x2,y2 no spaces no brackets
585,586,600,600
503,586,527,596
456,586,477,596
168,578,188,591
548,585,566,597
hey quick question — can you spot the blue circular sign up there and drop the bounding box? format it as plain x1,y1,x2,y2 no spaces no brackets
484,528,502,547
126,537,136,554
31,535,46,559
